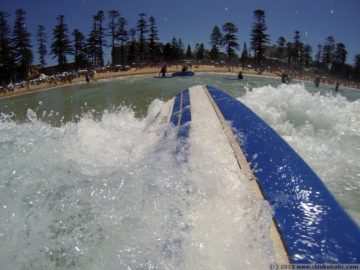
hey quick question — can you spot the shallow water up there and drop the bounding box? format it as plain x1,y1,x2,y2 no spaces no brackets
0,73,359,269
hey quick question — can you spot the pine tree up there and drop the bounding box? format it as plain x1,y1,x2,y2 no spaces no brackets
72,29,87,68
322,36,335,70
186,44,192,59
315,44,322,66
332,43,347,74
240,42,249,68
250,9,270,66
354,54,360,79
117,17,129,66
302,44,312,67
163,42,172,61
209,26,222,61
136,13,148,64
87,21,97,65
12,9,33,80
286,42,293,65
170,37,179,61
93,10,106,67
127,28,137,64
195,43,205,60
108,10,120,65
177,38,184,59
293,31,304,69
148,16,159,63
0,11,14,83
222,22,239,66
51,15,72,67
37,25,47,68
276,36,286,63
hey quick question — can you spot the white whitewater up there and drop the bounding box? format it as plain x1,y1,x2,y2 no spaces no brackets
0,82,359,269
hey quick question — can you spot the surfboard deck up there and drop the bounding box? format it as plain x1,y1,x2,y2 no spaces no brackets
168,85,360,264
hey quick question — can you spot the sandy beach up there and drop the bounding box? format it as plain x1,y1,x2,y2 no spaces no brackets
0,65,358,100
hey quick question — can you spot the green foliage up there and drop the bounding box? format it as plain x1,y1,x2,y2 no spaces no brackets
222,22,239,65
148,16,159,63
12,9,33,79
37,25,47,68
209,26,223,61
117,17,129,65
136,13,148,63
186,44,192,59
0,11,15,83
108,10,120,64
240,42,249,67
51,15,72,67
195,43,205,60
72,29,87,68
322,36,335,68
0,7,359,84
354,54,360,79
250,9,269,66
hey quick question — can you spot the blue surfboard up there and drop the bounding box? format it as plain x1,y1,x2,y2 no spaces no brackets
168,85,360,264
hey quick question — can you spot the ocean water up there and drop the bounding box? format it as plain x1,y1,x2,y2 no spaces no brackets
0,73,359,269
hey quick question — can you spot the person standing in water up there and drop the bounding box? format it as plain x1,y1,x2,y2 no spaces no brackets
160,64,167,77
314,76,321,87
335,81,340,92
237,71,243,80
281,73,289,84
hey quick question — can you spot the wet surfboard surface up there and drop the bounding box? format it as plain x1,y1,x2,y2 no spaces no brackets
168,85,360,264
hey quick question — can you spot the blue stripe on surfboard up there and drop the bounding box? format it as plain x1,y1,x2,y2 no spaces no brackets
170,92,181,126
169,89,191,139
177,89,191,139
206,85,360,264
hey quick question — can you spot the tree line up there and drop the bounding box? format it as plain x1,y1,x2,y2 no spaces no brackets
1,8,360,85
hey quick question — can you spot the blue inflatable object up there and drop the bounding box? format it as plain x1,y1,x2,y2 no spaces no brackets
153,75,173,79
224,78,243,81
171,71,194,77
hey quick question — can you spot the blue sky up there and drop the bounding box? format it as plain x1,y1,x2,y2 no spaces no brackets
1,0,359,66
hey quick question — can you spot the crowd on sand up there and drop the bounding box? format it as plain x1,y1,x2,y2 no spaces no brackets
1,64,359,99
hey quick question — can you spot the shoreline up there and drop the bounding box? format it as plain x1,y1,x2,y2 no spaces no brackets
1,65,359,100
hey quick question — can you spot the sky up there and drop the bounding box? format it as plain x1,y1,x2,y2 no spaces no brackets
1,0,359,66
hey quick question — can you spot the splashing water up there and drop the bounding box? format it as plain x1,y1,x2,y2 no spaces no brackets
0,78,359,269
240,83,360,224
0,98,275,269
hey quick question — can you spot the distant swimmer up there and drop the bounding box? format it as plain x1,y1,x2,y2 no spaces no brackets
237,71,243,80
281,73,289,84
335,81,340,92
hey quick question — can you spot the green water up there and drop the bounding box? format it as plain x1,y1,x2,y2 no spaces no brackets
0,73,283,125
0,73,359,126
